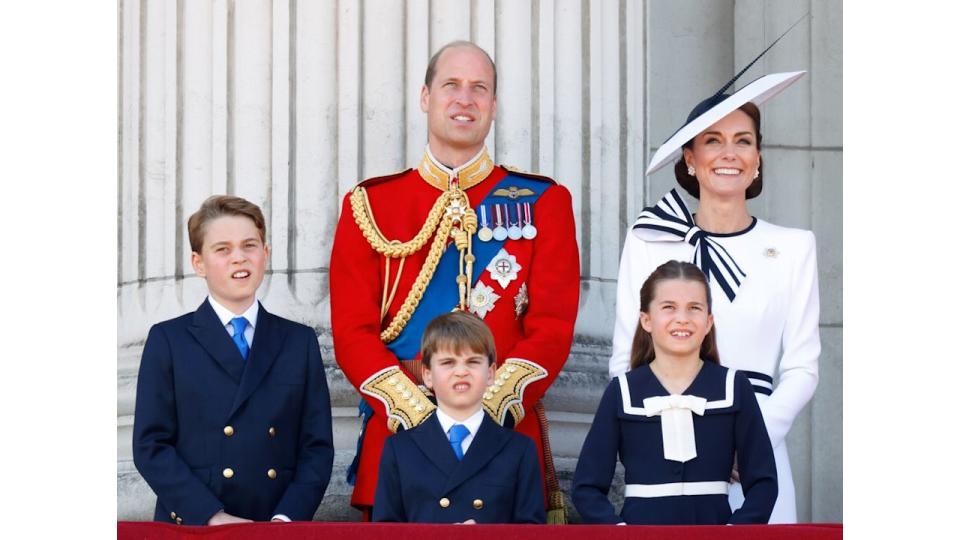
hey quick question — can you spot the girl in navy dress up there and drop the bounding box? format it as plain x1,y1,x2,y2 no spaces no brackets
573,260,777,525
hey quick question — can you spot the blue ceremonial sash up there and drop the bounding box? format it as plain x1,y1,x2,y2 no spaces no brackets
386,174,551,360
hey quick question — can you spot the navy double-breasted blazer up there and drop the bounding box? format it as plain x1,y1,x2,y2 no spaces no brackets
372,412,545,523
132,299,334,525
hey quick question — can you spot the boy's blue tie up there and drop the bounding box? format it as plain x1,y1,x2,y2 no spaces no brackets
448,424,470,461
230,317,250,359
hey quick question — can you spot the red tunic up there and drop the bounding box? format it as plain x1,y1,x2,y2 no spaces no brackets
330,159,580,510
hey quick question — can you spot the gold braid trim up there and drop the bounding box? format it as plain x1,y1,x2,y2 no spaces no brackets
350,186,450,258
379,216,453,342
350,185,473,343
482,358,548,426
360,366,436,433
350,181,477,343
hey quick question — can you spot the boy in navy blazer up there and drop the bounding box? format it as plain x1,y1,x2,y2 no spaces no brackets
132,195,334,525
372,311,545,523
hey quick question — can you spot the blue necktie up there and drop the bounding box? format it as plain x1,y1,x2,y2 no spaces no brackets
230,317,250,360
448,424,470,461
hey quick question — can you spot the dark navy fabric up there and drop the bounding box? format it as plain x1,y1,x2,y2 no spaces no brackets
133,300,334,524
572,361,777,525
741,370,775,396
372,413,545,524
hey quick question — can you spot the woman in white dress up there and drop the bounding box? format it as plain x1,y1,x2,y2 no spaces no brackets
608,71,819,523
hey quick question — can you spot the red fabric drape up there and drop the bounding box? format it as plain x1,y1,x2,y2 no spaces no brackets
118,521,842,540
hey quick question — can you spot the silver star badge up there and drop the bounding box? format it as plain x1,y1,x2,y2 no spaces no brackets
469,282,500,319
486,248,522,288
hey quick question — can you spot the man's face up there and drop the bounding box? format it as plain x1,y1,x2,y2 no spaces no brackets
420,45,497,162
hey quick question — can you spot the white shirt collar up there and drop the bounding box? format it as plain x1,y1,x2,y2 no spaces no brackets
424,144,488,176
435,406,485,438
207,295,259,330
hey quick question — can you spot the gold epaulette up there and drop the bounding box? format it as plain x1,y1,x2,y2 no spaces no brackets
360,366,437,433
482,358,548,426
500,164,558,185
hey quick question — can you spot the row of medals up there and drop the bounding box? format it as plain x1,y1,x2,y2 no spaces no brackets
476,202,537,242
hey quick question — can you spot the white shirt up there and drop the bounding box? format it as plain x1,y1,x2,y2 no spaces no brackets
434,408,485,456
207,296,259,348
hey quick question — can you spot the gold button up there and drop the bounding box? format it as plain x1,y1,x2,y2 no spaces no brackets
223,425,234,437
439,497,450,508
169,511,177,519
268,427,276,437
473,499,484,509
222,468,234,479
175,517,182,525
267,468,277,480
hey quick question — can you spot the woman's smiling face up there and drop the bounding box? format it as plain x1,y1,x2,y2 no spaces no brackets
683,109,761,201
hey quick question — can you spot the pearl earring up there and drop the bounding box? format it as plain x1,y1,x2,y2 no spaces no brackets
687,165,696,177
753,169,760,179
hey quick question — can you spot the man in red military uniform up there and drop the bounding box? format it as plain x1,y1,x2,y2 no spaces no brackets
330,41,580,522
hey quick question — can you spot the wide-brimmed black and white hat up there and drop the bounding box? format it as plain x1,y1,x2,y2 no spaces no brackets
645,16,808,176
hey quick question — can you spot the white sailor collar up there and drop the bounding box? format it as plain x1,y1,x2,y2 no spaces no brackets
616,362,740,420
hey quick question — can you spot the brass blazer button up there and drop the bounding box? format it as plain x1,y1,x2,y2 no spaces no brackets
473,499,484,509
169,511,177,520
439,497,450,508
175,517,182,525
222,467,234,479
223,425,234,437
268,427,277,437
267,468,278,479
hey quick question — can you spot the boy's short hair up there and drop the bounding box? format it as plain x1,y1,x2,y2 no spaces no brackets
187,195,266,253
421,311,496,368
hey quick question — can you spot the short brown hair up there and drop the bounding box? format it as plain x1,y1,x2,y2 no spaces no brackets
421,311,496,368
187,195,266,253
675,101,763,200
630,260,720,369
424,40,497,94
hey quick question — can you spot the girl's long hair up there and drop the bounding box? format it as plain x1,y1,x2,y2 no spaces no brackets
629,260,721,369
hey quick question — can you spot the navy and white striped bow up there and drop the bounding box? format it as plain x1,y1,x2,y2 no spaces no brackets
632,189,747,302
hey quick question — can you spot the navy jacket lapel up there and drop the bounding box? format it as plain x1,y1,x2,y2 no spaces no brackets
228,303,285,418
442,413,510,495
187,300,244,383
410,414,459,485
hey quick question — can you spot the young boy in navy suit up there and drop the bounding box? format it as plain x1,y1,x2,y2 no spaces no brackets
133,195,334,525
372,311,545,523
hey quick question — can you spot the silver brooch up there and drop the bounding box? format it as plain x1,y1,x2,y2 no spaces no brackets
514,283,529,319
